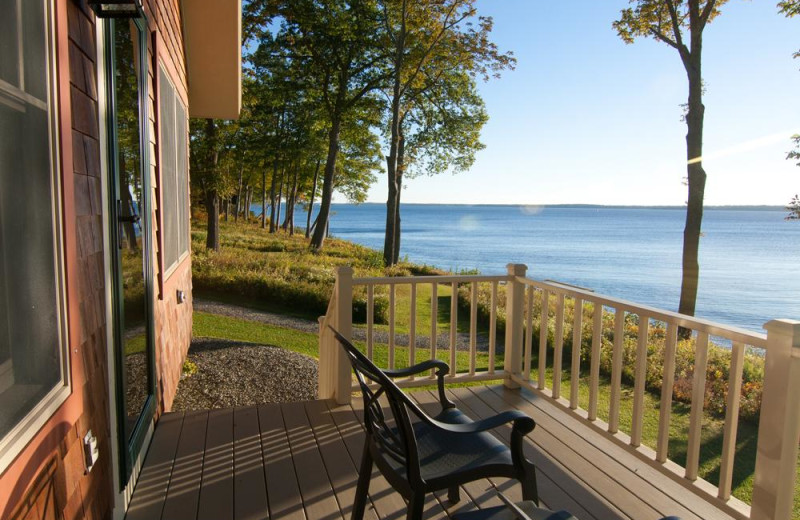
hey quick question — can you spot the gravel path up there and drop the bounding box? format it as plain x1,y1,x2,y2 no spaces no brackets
194,298,496,352
173,298,497,411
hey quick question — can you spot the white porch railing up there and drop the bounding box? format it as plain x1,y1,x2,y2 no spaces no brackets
318,264,800,520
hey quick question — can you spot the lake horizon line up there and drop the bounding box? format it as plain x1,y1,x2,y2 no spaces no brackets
335,202,786,211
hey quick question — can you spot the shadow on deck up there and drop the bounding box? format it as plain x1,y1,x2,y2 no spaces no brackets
125,385,735,520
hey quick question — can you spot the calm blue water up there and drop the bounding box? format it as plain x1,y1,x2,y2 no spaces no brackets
263,203,799,332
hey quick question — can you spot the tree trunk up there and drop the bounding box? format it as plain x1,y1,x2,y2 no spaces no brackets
678,16,707,333
392,132,406,264
310,116,342,250
269,158,279,232
235,165,243,222
383,19,406,266
287,164,299,235
245,185,252,221
678,75,706,318
205,118,220,251
261,165,268,229
276,171,284,232
119,165,139,251
223,199,229,222
205,190,220,251
306,159,320,238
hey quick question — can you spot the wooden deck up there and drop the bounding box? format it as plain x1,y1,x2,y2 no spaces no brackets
124,385,736,520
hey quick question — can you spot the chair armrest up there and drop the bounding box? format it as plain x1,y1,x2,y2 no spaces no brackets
384,359,456,410
382,359,450,379
428,410,535,436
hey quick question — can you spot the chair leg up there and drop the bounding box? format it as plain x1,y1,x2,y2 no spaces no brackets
448,486,460,504
520,471,538,505
352,442,373,520
406,492,425,520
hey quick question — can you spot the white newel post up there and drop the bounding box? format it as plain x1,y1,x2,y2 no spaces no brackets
751,320,800,520
504,264,527,389
332,266,354,405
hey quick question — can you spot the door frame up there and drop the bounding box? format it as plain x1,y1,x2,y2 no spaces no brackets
102,14,157,488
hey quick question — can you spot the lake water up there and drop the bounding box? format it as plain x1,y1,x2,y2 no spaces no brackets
264,203,799,333
260,204,800,331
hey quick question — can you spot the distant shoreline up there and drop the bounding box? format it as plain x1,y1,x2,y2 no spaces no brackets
338,202,785,211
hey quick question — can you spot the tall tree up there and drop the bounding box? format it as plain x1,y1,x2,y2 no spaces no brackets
379,0,513,265
278,0,389,251
787,135,800,220
614,0,728,321
779,1,799,219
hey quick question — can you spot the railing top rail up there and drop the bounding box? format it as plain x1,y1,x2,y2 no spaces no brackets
353,274,509,285
520,276,768,348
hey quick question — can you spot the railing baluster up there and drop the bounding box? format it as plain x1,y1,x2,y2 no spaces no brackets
524,287,534,381
718,341,744,500
538,289,549,390
588,303,602,422
489,281,498,374
389,283,396,370
450,281,458,376
552,293,566,400
657,323,679,462
609,308,625,433
631,315,650,447
430,282,438,376
570,298,583,410
409,283,417,377
470,282,477,375
686,331,709,481
367,284,374,360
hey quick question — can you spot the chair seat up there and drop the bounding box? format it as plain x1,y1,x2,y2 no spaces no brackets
414,408,515,486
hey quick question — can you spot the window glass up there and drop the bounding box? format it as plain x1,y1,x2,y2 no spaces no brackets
0,0,66,441
159,67,189,272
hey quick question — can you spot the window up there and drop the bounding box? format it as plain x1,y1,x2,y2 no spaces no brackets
0,0,68,470
159,66,189,274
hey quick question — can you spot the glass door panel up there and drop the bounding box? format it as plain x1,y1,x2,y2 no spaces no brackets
106,16,155,481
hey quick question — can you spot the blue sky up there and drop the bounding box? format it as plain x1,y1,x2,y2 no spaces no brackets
352,1,799,206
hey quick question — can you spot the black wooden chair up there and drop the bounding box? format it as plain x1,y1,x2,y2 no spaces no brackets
330,328,539,520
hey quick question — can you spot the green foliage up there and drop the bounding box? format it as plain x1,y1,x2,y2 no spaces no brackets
613,1,728,46
787,136,800,220
181,359,199,378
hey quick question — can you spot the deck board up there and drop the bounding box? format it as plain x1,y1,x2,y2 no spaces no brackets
161,410,208,520
305,399,379,520
126,411,183,520
198,408,234,520
486,386,730,520
282,401,343,520
126,385,740,520
233,406,269,520
257,403,305,520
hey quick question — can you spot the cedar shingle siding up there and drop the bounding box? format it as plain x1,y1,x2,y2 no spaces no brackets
0,0,193,518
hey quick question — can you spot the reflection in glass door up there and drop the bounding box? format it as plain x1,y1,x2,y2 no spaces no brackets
106,16,155,482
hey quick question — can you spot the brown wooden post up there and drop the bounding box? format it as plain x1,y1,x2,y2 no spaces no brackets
751,320,800,520
503,264,527,389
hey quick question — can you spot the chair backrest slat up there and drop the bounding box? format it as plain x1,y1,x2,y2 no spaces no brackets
334,329,420,478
